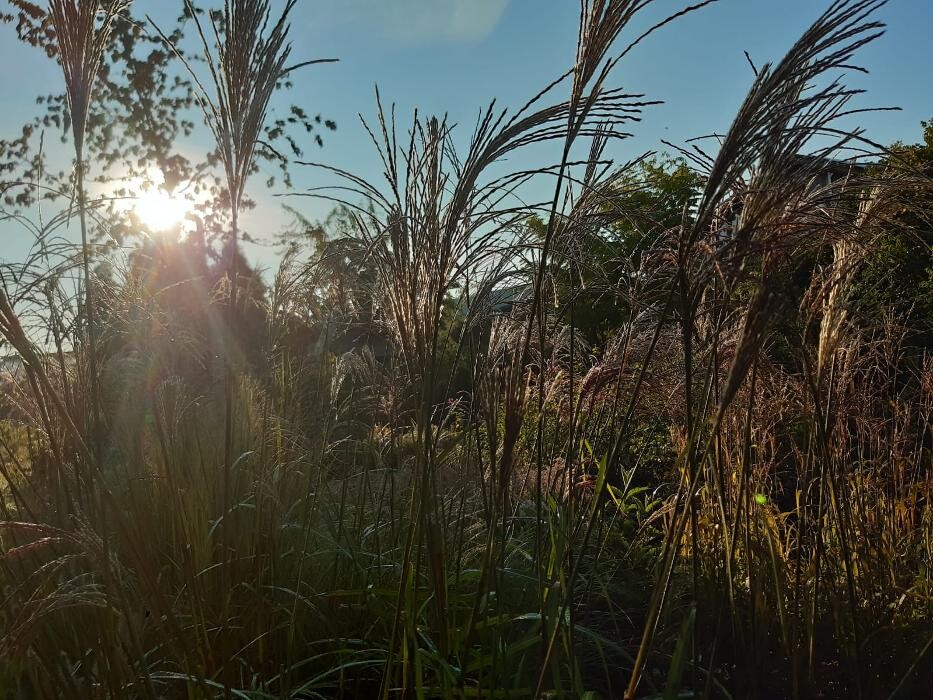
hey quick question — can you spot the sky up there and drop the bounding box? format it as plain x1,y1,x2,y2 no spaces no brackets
1,0,932,271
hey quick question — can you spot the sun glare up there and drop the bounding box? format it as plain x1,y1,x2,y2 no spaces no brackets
135,188,192,232
122,169,193,233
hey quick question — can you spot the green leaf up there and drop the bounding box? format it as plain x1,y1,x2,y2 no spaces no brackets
663,606,696,700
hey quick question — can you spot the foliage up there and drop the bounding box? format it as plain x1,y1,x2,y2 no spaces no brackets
850,119,933,344
0,0,335,243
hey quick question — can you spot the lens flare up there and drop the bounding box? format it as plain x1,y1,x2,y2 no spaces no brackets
121,169,194,232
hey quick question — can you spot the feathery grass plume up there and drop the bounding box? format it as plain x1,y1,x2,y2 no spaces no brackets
48,0,130,447
687,0,889,245
624,2,893,697
523,2,717,693
291,58,669,689
814,192,873,382
154,0,336,635
806,168,924,383
49,0,129,161
294,97,546,693
0,281,89,466
169,0,335,275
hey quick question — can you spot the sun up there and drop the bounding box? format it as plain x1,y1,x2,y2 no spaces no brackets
135,187,192,232
122,169,194,233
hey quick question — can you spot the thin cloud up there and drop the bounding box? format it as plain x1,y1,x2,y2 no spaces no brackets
323,0,512,44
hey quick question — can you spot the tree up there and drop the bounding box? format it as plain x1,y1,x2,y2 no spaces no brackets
0,0,335,246
850,118,933,346
532,156,701,345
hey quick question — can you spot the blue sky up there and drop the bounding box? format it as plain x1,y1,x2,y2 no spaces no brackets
1,0,932,269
